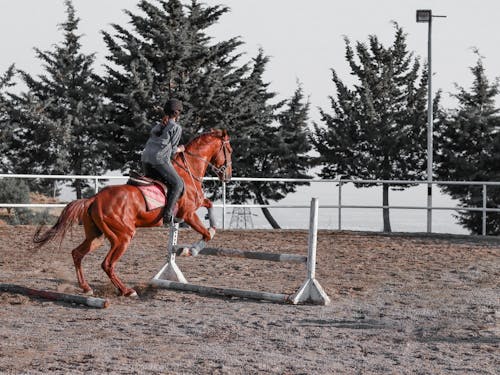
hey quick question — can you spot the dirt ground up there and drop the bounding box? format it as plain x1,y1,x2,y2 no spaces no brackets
0,225,499,374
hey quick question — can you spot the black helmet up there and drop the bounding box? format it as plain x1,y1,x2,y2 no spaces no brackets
163,99,183,116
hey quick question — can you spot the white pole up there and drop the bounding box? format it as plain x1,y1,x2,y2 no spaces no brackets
307,197,319,279
291,197,331,305
152,222,186,283
482,184,487,236
427,17,433,233
222,181,226,229
338,181,342,230
168,223,179,256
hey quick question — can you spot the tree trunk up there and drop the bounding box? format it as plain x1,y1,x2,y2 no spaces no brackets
255,192,281,229
260,207,281,229
75,180,82,200
382,183,392,232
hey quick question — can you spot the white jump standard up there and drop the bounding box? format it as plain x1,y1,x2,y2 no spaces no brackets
151,198,330,305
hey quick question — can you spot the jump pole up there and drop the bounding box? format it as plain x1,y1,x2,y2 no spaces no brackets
151,280,290,303
0,283,110,308
175,247,308,263
151,198,330,305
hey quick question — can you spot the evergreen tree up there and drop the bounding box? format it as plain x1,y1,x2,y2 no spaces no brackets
275,84,312,180
0,178,30,215
0,65,15,173
435,54,500,234
225,63,312,228
101,0,244,172
9,0,106,198
312,24,429,232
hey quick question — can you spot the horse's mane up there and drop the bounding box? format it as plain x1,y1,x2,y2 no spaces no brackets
185,129,228,148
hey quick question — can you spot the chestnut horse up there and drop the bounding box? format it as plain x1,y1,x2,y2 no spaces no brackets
33,129,232,297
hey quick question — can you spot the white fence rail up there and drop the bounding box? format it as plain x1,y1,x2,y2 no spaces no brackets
1,174,499,236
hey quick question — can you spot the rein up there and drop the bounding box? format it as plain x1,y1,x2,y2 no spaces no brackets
174,154,203,183
176,152,204,206
173,137,231,206
175,139,231,182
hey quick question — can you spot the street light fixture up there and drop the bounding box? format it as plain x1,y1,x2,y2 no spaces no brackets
416,9,432,23
416,9,446,233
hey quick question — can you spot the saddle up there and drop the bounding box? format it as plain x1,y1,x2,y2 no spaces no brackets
127,171,168,211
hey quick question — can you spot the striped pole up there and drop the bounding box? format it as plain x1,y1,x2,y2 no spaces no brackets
0,283,109,308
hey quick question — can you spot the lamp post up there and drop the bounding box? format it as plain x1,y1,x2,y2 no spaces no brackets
416,9,446,233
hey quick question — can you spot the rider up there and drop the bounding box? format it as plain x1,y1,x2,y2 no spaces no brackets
141,98,185,225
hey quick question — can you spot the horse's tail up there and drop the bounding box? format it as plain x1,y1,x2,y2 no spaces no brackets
33,198,93,249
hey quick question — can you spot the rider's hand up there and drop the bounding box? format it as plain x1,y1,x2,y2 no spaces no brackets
177,145,185,153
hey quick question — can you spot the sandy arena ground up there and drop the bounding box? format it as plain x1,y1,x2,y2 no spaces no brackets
0,226,499,374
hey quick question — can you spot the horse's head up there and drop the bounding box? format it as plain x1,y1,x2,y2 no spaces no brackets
182,129,233,183
208,129,232,183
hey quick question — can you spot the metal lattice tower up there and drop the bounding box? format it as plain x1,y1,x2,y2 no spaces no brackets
229,207,255,229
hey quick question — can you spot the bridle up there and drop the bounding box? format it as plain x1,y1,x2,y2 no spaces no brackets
207,139,232,182
175,137,232,183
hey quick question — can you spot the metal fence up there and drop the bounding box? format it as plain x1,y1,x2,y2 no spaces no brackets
1,173,499,235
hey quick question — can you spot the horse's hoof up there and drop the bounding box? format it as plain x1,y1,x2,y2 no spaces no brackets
125,290,138,297
83,289,94,296
178,247,192,257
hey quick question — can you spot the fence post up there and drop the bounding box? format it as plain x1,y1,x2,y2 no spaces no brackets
222,181,226,230
482,184,487,236
427,183,432,233
338,180,342,230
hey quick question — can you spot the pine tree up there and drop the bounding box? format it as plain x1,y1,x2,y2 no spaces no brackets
222,51,282,195
274,84,312,180
263,84,312,227
435,54,500,234
9,0,106,198
219,52,314,228
223,50,300,228
101,0,244,171
312,24,429,232
0,65,15,173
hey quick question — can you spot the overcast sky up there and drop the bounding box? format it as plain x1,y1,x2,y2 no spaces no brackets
1,0,499,123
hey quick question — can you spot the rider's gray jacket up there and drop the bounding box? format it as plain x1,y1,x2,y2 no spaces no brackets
141,119,182,165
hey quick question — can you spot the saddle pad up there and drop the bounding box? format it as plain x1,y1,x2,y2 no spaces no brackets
137,184,166,211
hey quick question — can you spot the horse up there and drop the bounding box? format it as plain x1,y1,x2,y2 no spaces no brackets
33,129,232,297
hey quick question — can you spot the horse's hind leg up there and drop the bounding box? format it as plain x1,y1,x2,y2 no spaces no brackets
71,218,104,294
72,236,104,294
101,233,136,297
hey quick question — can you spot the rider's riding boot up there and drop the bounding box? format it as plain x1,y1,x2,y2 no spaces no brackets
163,211,173,226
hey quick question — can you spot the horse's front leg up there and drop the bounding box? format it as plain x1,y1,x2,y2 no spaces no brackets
178,211,215,256
201,198,217,228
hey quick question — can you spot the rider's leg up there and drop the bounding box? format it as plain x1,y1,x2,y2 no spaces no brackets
151,162,184,223
142,162,158,180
